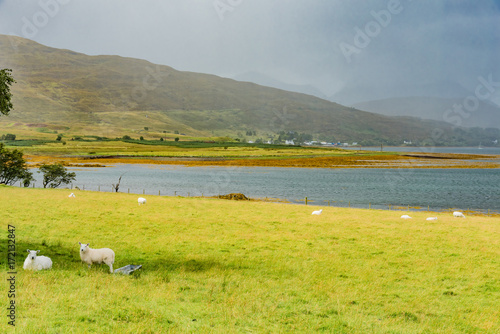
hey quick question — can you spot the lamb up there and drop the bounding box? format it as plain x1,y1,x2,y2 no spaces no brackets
138,197,146,205
79,242,115,273
23,250,52,271
312,209,323,215
453,211,466,218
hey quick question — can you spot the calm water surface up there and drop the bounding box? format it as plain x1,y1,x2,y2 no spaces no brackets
31,164,500,212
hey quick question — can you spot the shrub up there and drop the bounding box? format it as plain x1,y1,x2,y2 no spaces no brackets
0,143,33,185
38,163,76,188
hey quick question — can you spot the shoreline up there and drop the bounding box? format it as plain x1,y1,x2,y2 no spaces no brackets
25,152,500,169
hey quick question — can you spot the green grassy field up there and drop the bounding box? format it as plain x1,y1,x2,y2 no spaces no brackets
1,186,499,333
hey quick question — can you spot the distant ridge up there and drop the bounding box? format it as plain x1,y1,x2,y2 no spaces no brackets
354,96,500,129
0,34,497,145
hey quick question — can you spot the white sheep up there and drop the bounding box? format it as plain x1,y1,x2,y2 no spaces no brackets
312,209,323,215
69,193,75,198
401,215,412,219
138,197,146,205
426,217,438,221
23,250,52,271
79,242,115,273
453,211,466,218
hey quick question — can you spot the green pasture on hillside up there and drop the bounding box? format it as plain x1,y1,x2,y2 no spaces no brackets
1,186,499,333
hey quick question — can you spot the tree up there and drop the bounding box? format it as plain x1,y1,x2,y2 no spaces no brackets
112,174,125,193
38,163,76,188
0,143,33,185
0,69,15,116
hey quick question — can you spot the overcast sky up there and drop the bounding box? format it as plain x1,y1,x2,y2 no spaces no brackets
0,0,499,104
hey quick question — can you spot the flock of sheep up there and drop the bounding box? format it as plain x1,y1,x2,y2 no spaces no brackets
400,211,466,220
24,195,467,272
23,242,115,272
24,196,148,272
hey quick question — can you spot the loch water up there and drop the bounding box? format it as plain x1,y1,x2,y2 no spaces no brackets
31,164,500,212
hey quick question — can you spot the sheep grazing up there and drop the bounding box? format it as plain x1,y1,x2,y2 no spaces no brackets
68,193,75,198
312,209,323,215
79,242,115,273
23,250,52,271
453,211,466,218
138,197,146,205
401,215,412,219
426,217,438,221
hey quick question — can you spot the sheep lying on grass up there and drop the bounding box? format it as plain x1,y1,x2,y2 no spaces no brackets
23,250,52,271
79,242,115,273
138,197,146,205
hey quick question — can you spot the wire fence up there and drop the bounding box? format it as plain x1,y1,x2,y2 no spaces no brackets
19,181,500,216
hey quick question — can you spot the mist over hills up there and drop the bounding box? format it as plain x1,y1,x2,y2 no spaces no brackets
0,34,498,146
353,97,500,129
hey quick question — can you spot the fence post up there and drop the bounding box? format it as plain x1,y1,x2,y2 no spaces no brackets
128,188,130,194
305,197,308,205
158,190,160,196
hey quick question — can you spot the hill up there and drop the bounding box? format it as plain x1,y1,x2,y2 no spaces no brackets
0,34,498,146
353,96,500,129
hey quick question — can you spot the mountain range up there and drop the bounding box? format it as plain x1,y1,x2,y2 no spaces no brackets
0,34,498,146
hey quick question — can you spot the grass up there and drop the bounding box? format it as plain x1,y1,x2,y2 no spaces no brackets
1,186,499,333
7,138,360,160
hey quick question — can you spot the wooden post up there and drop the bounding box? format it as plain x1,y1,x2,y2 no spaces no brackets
305,197,308,205
158,190,160,196
128,188,130,194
